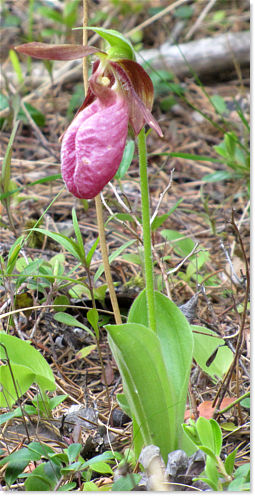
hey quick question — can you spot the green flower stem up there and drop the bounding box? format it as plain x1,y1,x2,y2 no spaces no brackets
138,127,156,332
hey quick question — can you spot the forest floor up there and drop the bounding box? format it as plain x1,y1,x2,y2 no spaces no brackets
0,0,250,491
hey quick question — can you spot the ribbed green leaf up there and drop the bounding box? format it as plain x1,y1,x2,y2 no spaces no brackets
106,322,178,461
128,290,193,432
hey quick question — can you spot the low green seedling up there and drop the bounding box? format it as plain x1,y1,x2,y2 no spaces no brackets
0,441,120,490
183,417,249,491
203,131,250,188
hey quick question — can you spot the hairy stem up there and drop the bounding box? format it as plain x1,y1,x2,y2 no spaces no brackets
137,127,156,332
82,0,88,96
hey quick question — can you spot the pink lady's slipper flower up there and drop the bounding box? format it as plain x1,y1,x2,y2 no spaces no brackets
15,36,163,199
60,87,129,198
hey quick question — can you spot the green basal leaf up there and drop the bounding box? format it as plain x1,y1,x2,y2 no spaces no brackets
94,284,109,304
128,289,193,446
9,49,24,84
27,442,55,459
107,322,180,462
1,442,53,486
224,132,236,158
186,250,209,280
53,295,69,312
220,422,237,432
1,120,19,194
79,451,119,471
18,103,45,127
120,253,142,265
61,462,82,475
228,463,250,491
106,212,137,224
38,6,64,24
87,27,136,60
69,283,90,299
174,5,194,19
240,397,250,410
3,449,34,486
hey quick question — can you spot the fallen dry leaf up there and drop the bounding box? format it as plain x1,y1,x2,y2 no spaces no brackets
185,397,236,420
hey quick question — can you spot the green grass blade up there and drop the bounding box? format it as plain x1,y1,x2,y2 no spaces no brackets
72,208,85,261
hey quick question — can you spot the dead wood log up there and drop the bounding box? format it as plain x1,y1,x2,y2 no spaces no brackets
137,31,250,79
0,31,249,119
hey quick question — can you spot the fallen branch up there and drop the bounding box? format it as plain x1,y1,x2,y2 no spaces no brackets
0,31,249,120
137,31,250,79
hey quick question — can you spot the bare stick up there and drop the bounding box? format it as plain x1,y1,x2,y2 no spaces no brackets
95,195,122,325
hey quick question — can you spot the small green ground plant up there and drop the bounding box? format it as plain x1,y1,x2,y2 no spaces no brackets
0,333,56,409
183,416,250,491
0,442,121,491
